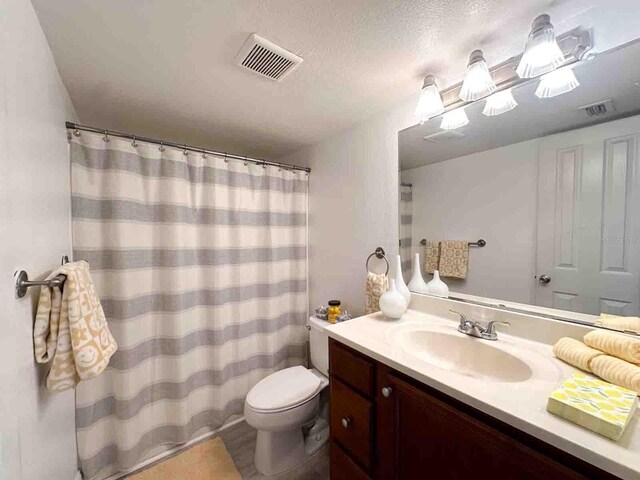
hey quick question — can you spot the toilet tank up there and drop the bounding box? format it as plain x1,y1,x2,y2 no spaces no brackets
308,316,329,377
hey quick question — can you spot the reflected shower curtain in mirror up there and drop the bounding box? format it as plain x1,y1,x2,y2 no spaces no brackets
69,131,308,480
399,184,413,278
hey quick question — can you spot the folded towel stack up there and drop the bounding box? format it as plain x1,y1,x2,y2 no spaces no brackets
553,330,640,395
595,314,640,334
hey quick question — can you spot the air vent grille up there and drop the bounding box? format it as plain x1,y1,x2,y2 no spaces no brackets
235,34,303,82
423,130,465,144
580,99,615,118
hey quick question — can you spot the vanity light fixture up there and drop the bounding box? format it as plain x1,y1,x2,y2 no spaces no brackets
414,75,445,123
535,67,579,99
440,107,469,130
460,50,496,102
482,89,518,116
516,14,565,79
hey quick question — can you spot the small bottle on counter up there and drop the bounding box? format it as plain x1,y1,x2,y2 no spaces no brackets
327,300,341,324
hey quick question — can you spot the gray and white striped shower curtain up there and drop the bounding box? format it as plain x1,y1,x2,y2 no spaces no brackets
70,131,308,479
399,184,413,278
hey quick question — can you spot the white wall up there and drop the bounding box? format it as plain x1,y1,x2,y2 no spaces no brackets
280,98,416,316
0,0,79,478
401,139,540,304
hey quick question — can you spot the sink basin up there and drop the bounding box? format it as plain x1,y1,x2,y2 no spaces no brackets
390,325,533,383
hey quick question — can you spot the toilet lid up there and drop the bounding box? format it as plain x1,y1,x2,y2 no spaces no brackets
246,366,323,412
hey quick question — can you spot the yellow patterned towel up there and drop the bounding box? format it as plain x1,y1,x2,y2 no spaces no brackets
547,372,637,441
584,330,640,365
595,314,640,334
33,261,117,392
590,355,640,395
438,240,469,279
365,272,388,314
552,337,603,372
424,241,440,274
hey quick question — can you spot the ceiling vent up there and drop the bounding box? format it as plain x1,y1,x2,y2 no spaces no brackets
423,130,465,144
235,34,303,82
580,99,616,118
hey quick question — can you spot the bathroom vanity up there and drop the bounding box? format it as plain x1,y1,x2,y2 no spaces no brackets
327,297,639,480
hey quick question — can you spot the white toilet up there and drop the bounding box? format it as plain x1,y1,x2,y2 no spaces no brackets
244,316,330,475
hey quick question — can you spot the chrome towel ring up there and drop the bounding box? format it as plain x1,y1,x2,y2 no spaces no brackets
366,247,389,275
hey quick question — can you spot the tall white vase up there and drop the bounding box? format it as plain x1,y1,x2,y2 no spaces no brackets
427,270,449,298
394,254,412,306
407,253,429,294
379,279,408,319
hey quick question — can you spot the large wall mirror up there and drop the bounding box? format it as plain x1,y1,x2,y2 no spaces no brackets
398,39,640,331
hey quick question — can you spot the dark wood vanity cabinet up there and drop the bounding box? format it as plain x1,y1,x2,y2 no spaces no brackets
328,338,620,480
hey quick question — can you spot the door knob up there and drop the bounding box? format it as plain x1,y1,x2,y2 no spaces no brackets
538,274,551,284
341,417,351,428
382,386,393,398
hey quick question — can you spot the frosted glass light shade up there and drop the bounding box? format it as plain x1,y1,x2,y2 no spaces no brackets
440,108,469,130
415,75,445,123
483,89,518,116
460,50,496,102
516,14,565,78
535,68,579,98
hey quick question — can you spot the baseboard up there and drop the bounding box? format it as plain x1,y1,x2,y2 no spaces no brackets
103,416,245,480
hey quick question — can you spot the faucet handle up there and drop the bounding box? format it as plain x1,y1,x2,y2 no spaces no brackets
449,309,467,324
450,310,471,332
482,320,511,340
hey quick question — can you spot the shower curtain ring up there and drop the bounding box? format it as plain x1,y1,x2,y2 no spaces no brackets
73,129,81,137
202,149,207,159
103,131,110,142
159,142,165,152
224,153,229,163
131,136,138,147
244,156,248,166
183,146,188,156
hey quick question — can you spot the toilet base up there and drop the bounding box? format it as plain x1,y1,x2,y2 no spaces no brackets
254,428,306,476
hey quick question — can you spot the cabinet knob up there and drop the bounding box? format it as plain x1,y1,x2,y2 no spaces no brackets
382,386,393,398
341,417,351,428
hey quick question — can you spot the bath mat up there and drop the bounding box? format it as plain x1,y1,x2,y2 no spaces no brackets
128,437,241,480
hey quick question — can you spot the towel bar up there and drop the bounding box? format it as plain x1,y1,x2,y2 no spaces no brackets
15,255,70,298
419,238,486,247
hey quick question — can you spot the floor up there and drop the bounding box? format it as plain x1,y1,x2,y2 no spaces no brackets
220,420,330,480
125,420,329,480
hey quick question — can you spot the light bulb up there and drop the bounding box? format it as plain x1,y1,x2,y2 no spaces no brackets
414,75,445,123
460,50,496,102
440,108,469,130
483,89,518,116
516,14,565,78
535,68,579,98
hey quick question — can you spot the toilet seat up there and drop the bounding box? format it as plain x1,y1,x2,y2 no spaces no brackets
246,366,323,413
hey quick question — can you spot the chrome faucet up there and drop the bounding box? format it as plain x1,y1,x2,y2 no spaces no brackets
450,310,510,341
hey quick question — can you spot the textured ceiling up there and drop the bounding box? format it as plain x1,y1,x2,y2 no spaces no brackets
31,0,640,160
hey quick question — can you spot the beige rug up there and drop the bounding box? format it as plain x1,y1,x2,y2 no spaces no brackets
129,437,242,480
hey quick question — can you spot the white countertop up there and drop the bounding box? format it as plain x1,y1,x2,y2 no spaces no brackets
326,309,640,480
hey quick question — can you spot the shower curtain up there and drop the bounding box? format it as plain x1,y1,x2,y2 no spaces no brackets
399,184,413,278
69,131,308,479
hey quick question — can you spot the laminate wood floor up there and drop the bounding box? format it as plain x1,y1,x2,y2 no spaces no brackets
221,420,330,480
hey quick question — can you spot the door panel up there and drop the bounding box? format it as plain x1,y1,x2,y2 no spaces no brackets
536,117,640,316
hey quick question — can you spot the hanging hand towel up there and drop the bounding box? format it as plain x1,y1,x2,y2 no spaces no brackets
438,240,469,279
33,260,118,392
365,271,389,314
424,241,440,274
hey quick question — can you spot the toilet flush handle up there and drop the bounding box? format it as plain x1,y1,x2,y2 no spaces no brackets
341,417,351,429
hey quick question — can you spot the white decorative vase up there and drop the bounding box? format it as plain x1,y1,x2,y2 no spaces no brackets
427,270,449,298
407,253,429,294
379,279,408,319
394,254,412,307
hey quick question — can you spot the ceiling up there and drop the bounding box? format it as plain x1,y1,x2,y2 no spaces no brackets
32,0,640,160
399,40,640,170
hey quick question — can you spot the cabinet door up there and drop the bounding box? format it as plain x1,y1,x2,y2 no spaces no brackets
377,371,587,480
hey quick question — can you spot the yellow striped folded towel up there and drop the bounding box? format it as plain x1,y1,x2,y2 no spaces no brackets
547,372,637,441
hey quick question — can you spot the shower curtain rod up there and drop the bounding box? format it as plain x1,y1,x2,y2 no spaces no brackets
65,122,311,173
